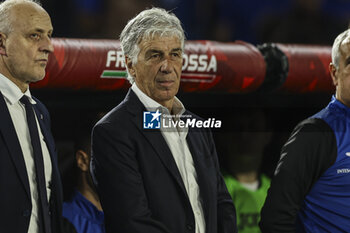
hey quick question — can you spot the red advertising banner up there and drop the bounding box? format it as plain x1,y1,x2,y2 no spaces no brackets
31,39,266,93
31,38,334,93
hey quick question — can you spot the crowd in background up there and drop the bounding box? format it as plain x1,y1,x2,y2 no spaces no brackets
41,0,349,44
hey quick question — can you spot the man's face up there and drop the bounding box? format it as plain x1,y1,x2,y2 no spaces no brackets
330,35,350,107
0,3,53,91
128,36,183,107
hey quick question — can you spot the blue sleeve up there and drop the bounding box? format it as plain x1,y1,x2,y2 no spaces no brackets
259,118,337,233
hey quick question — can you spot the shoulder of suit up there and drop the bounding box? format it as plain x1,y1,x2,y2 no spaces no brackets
295,117,333,134
96,100,135,131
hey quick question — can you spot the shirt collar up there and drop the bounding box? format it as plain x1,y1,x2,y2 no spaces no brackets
328,95,350,116
0,73,36,105
73,190,104,222
131,82,185,116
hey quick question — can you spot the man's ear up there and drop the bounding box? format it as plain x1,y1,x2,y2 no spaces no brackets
125,56,136,77
0,33,7,56
329,63,338,87
76,150,90,172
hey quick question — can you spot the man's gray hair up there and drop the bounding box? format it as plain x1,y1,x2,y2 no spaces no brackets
119,7,185,84
331,29,350,69
0,0,42,34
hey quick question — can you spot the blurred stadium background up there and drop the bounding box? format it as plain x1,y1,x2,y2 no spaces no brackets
34,0,350,177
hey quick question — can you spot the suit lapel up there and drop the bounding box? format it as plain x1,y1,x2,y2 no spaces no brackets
0,93,30,199
33,105,56,166
33,101,63,228
33,104,62,202
126,90,188,195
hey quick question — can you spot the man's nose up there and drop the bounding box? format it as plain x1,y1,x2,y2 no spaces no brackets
160,58,172,74
40,36,54,54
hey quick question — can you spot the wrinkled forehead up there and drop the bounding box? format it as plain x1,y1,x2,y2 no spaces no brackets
138,31,183,47
138,34,182,51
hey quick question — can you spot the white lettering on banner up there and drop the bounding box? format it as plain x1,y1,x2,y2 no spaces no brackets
182,54,217,72
103,51,218,82
207,55,217,72
198,55,207,72
187,54,198,71
105,51,217,73
106,50,125,68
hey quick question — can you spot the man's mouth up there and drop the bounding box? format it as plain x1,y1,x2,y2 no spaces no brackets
36,59,48,66
157,80,175,88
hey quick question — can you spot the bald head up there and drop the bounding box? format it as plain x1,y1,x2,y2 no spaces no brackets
0,0,44,35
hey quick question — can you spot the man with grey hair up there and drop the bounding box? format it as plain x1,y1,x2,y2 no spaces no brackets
91,7,237,233
260,28,350,232
0,0,63,233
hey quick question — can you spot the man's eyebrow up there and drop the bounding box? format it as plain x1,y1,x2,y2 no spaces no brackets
31,28,53,34
171,48,182,53
146,49,163,54
145,48,182,57
144,49,164,57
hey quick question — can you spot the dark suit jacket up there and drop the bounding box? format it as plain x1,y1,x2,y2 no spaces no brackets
91,89,237,233
0,92,63,233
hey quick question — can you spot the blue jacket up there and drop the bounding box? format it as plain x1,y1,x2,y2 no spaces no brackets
63,190,105,233
300,96,350,232
260,96,350,232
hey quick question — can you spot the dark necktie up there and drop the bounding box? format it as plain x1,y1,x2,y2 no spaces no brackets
20,96,51,233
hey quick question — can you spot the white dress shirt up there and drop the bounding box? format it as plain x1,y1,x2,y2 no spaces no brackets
132,83,206,233
0,74,52,233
